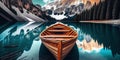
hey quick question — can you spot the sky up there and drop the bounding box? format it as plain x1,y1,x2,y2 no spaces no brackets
32,0,45,6
32,0,55,6
32,0,100,6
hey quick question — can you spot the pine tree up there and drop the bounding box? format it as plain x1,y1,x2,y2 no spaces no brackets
100,0,107,20
84,11,86,20
106,0,115,20
93,3,98,20
81,12,83,20
79,14,81,20
119,13,120,19
112,0,120,19
89,5,95,20
96,1,102,20
83,11,86,20
80,12,83,20
76,14,80,21
88,9,91,20
85,10,89,20
83,11,85,20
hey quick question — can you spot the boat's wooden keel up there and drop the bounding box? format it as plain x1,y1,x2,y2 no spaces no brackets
58,41,62,60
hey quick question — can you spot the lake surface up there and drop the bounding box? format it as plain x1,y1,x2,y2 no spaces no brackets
0,22,120,60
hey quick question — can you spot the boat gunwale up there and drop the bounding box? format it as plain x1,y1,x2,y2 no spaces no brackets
40,22,78,39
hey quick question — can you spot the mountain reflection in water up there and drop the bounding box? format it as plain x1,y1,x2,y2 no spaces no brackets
0,22,120,60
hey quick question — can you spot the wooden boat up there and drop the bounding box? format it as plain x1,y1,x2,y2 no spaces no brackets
40,22,78,60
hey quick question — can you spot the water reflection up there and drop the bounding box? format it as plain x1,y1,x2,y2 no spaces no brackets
78,23,120,56
0,22,120,60
39,43,79,60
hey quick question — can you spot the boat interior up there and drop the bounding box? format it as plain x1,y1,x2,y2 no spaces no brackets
40,23,78,41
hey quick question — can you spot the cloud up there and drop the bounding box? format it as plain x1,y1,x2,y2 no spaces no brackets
43,0,49,3
43,0,55,3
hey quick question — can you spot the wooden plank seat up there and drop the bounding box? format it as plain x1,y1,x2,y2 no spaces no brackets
47,30,70,32
53,26,65,28
42,38,72,41
41,35,75,38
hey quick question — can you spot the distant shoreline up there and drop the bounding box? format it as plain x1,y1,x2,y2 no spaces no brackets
79,20,120,24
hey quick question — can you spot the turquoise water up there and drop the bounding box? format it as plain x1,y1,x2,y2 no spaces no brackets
32,0,54,6
32,0,45,6
0,22,120,60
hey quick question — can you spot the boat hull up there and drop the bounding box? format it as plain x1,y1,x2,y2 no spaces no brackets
40,22,78,60
41,37,77,60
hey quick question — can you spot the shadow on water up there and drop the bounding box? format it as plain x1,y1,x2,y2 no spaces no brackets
64,44,79,60
39,44,56,60
78,23,120,56
39,44,79,60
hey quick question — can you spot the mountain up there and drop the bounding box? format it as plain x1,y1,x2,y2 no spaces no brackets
60,0,81,7
83,0,100,5
0,0,46,21
44,0,83,9
43,0,84,20
84,0,92,10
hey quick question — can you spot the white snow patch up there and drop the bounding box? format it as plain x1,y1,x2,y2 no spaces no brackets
50,11,68,20
25,17,35,22
50,14,67,20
